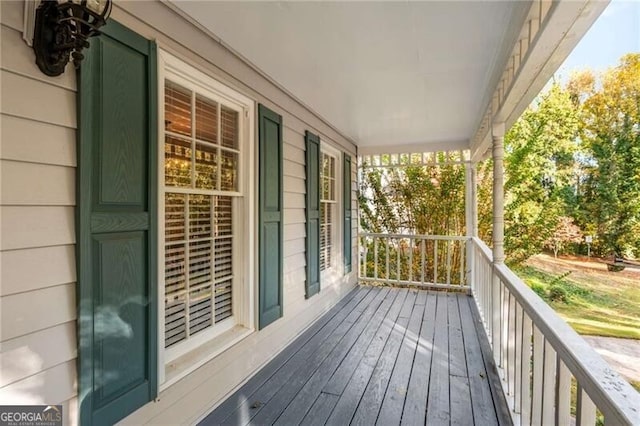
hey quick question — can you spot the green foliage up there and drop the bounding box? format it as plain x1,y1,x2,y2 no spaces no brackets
571,54,640,258
359,153,466,236
548,285,568,303
503,83,581,264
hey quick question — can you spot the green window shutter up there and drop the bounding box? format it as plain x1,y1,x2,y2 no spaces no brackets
77,21,157,426
258,104,284,329
343,153,353,273
305,131,321,298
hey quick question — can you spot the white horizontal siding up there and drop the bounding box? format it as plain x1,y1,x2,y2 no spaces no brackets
283,143,305,166
0,70,76,128
283,252,306,274
0,1,23,32
283,175,305,194
0,245,76,296
1,114,76,167
0,206,75,250
0,360,76,405
0,1,79,415
0,322,76,387
1,283,76,341
283,238,305,259
1,160,75,205
284,223,305,241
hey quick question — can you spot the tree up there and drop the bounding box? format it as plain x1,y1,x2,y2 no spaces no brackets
572,54,640,257
503,83,581,264
545,216,583,258
359,152,466,236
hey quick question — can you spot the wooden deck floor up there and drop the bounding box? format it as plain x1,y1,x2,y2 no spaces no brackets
201,286,511,426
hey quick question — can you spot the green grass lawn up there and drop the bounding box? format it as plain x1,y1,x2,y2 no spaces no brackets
513,262,640,340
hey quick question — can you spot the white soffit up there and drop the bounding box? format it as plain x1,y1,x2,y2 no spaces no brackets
171,1,530,149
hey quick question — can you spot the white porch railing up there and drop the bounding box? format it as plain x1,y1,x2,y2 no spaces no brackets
471,237,640,426
359,233,469,290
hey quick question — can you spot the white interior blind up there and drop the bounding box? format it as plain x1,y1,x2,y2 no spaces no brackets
320,152,336,271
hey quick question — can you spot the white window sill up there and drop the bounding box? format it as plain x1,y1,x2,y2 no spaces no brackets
160,325,254,392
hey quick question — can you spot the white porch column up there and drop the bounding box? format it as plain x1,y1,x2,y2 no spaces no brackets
491,123,505,362
465,162,478,238
465,161,478,291
492,122,505,264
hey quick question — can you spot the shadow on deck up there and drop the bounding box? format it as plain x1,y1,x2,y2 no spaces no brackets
200,286,511,425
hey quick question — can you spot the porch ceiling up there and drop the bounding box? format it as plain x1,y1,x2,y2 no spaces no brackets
170,1,531,150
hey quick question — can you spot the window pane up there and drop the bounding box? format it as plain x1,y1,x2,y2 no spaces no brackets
165,243,186,348
165,296,186,348
165,193,186,242
165,81,192,137
189,240,212,288
165,136,192,187
188,283,212,336
221,106,239,149
214,237,233,280
196,95,218,144
195,143,218,190
320,202,333,271
220,149,238,191
214,196,233,236
165,243,186,298
188,238,213,336
189,195,212,240
215,279,232,322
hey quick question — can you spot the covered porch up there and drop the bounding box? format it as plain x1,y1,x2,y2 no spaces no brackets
168,0,640,424
3,0,639,425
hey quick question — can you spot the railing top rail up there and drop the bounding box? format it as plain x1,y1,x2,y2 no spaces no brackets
360,233,469,241
471,237,640,425
473,237,493,261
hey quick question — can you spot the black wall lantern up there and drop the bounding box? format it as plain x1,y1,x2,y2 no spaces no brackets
33,0,112,76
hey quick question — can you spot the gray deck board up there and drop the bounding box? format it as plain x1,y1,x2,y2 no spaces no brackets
350,292,417,426
325,289,408,426
376,291,426,425
200,287,511,426
458,294,500,426
300,393,339,426
400,292,437,425
272,287,395,425
425,292,450,425
252,288,389,425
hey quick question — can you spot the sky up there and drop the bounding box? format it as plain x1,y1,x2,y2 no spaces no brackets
554,0,640,81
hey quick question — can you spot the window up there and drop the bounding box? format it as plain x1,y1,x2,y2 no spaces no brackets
320,148,340,273
160,53,254,368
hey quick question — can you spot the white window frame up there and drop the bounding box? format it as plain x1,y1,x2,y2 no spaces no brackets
320,141,343,282
157,50,255,389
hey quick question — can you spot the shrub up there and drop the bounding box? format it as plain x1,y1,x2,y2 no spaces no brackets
549,284,568,303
